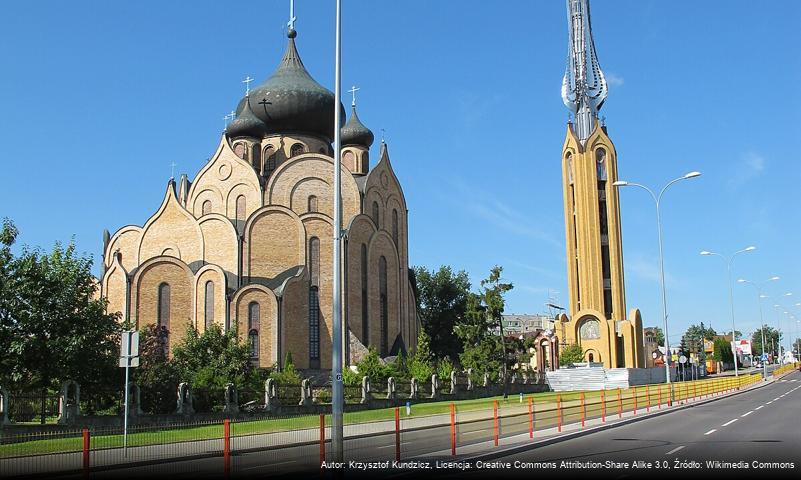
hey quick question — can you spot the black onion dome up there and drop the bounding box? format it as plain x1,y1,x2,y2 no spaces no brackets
227,96,266,138
238,29,345,142
341,106,374,147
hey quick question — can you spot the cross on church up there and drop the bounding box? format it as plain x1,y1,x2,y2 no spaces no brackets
347,85,360,107
380,128,386,143
259,95,272,116
170,161,177,179
242,76,254,96
287,0,297,31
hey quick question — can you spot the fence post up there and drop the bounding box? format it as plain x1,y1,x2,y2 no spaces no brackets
646,385,650,413
617,388,622,419
556,394,562,432
601,390,605,423
580,392,585,428
493,400,499,446
224,419,231,479
82,428,90,480
395,407,400,462
450,403,456,456
528,397,534,438
693,382,697,401
319,414,325,467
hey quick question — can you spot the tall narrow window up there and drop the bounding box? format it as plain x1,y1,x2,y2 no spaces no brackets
251,144,261,171
371,201,380,227
263,146,276,177
361,243,368,345
204,281,214,330
595,148,607,181
236,195,246,233
309,237,321,367
233,142,247,160
157,283,171,356
248,301,260,358
566,153,574,184
290,143,305,157
379,256,388,356
391,209,399,246
202,200,212,216
308,195,318,213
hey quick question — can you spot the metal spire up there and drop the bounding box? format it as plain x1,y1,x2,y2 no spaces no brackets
348,85,360,107
288,0,297,32
561,0,608,144
242,76,254,96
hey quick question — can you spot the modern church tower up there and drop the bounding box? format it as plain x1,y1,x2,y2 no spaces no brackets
558,0,644,368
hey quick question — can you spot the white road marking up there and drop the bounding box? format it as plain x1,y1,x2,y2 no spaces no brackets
774,398,780,401
722,419,738,427
766,401,773,404
666,446,685,455
756,405,764,410
741,411,753,417
704,429,717,435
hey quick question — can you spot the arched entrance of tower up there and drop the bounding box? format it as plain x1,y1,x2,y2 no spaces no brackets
576,315,604,365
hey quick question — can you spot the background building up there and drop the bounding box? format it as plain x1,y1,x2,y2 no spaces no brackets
100,27,418,371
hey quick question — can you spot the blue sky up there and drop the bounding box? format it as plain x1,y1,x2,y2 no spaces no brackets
1,1,800,351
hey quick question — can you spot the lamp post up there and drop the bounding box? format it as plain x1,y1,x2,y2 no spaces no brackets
613,171,700,392
700,246,756,378
737,276,779,379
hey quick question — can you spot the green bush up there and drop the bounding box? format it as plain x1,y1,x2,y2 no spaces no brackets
559,343,584,367
437,357,454,381
269,352,302,384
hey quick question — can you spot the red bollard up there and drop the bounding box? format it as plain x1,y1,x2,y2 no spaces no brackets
395,407,400,462
556,394,562,432
601,390,606,423
580,392,585,428
528,397,534,439
319,414,325,469
450,403,456,456
224,419,231,479
493,400,499,446
82,428,90,480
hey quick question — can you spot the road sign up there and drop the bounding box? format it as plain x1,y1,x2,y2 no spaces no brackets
120,331,140,359
679,355,687,364
119,356,140,367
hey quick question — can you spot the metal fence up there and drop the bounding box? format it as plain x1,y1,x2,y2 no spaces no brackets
7,393,60,424
0,370,782,479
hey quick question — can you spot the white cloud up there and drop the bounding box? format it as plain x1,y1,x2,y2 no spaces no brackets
728,151,766,189
606,72,625,88
626,252,677,288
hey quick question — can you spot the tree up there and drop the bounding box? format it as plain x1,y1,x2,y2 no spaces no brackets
480,266,514,397
750,326,781,357
134,323,180,414
171,323,254,391
1,223,120,399
713,337,733,365
559,343,584,367
455,292,502,382
650,327,665,347
407,329,435,382
413,266,471,361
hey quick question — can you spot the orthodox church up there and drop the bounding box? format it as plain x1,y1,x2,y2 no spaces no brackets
100,26,419,370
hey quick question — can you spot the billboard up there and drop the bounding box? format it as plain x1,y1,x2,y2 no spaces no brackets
732,339,752,356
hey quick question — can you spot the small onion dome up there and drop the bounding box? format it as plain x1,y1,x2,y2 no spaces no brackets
238,29,345,142
341,106,374,148
227,96,266,138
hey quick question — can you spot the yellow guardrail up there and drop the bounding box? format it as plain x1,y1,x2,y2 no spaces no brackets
772,362,799,378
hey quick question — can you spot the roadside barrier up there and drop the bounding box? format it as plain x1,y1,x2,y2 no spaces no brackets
0,370,781,478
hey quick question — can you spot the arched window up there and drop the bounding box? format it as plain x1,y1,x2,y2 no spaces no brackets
596,148,607,181
379,256,388,356
202,200,212,216
233,142,247,160
157,283,171,356
309,237,320,287
263,146,276,177
361,243,368,345
308,195,318,213
204,281,214,330
371,201,380,227
236,195,246,233
309,286,320,367
392,209,399,246
248,301,260,358
362,151,369,168
588,352,595,363
251,144,261,171
566,153,574,184
290,143,305,157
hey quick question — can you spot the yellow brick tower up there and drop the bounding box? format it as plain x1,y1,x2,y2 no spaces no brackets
557,0,643,368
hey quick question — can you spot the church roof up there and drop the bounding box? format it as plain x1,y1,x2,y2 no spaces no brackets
341,106,374,147
227,95,266,138
233,29,344,142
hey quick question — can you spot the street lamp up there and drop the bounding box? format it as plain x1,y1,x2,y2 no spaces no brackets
614,171,700,394
700,246,756,378
737,276,779,379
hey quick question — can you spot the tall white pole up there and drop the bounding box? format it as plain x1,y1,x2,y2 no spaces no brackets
331,0,344,464
726,260,739,379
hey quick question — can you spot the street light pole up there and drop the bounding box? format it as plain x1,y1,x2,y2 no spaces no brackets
737,276,779,379
700,246,755,378
613,171,700,395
